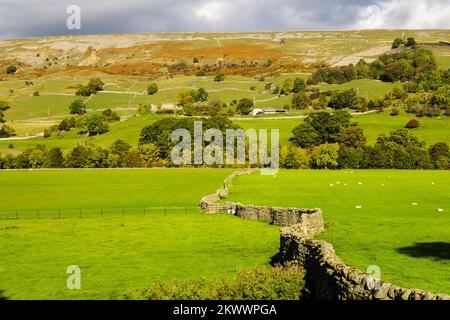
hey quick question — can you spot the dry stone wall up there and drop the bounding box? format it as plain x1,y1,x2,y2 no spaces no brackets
200,169,324,234
200,169,450,300
280,228,450,300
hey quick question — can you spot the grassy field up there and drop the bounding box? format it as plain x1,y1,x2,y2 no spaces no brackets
1,73,401,122
1,114,167,154
235,110,450,147
3,109,450,155
0,169,280,300
356,111,450,144
235,118,300,146
1,30,449,302
316,79,401,100
1,70,432,157
225,170,450,294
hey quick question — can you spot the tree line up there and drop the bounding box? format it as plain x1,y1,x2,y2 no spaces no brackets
1,113,449,170
284,111,449,170
308,46,437,85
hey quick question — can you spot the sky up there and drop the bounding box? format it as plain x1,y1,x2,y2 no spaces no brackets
0,0,449,38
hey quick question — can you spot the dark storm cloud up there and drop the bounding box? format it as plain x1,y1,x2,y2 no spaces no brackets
0,0,448,38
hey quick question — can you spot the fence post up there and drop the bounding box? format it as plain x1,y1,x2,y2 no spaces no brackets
164,207,167,215
101,208,103,217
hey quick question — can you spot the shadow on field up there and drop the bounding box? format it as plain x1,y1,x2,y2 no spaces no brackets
269,252,281,266
0,290,9,300
397,242,450,260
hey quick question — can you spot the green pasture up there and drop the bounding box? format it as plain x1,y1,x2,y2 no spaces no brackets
435,55,450,70
234,118,300,146
356,111,450,145
0,169,279,299
225,170,450,294
3,108,450,155
315,79,401,100
0,114,166,153
237,111,450,148
6,95,79,120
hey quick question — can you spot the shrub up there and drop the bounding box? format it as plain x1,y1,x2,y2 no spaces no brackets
193,88,208,102
85,114,109,136
214,72,225,82
195,70,206,77
6,65,17,74
65,145,88,168
147,83,158,95
43,128,52,138
392,38,405,49
405,119,420,129
292,78,307,93
58,117,76,131
168,61,189,73
291,123,320,148
76,85,94,97
429,142,450,169
47,148,65,168
328,89,358,109
406,37,416,47
281,146,311,169
76,78,104,96
0,125,15,138
88,78,104,92
207,100,222,116
390,108,400,116
0,100,10,123
310,143,340,169
69,100,86,115
121,265,304,300
371,129,431,169
102,109,120,122
236,98,254,115
291,111,351,148
291,92,310,110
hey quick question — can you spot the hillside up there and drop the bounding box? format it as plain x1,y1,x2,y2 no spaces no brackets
1,30,449,79
0,30,449,157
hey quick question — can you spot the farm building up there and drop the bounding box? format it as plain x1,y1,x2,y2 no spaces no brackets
249,108,287,116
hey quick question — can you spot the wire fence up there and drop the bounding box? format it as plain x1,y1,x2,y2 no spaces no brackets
0,206,203,220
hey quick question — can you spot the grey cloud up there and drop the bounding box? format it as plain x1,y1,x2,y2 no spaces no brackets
0,0,448,38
